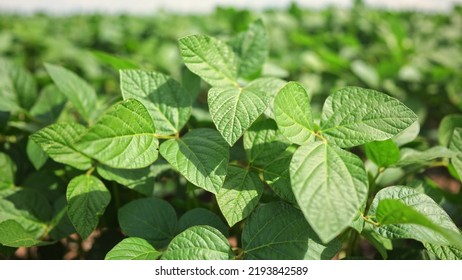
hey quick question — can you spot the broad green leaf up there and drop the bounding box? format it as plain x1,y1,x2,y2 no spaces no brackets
243,119,290,167
242,202,341,260
49,196,76,241
178,208,228,237
208,78,279,146
0,153,16,189
231,19,268,78
75,99,159,169
120,70,191,135
424,243,462,260
365,139,400,167
274,82,314,145
105,237,161,260
320,87,417,148
438,114,462,147
159,128,228,194
26,139,48,170
118,197,177,248
44,63,97,121
449,128,462,180
97,164,155,193
92,51,138,70
66,175,111,240
162,225,232,260
0,188,51,238
179,35,239,87
291,141,368,243
396,146,455,167
368,186,462,248
30,122,92,170
263,150,296,203
217,166,263,227
0,58,37,111
0,220,48,247
29,85,66,124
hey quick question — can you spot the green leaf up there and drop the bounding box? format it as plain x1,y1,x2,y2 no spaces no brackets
66,175,111,240
181,67,201,101
396,146,455,167
74,99,159,169
449,128,462,180
29,85,66,124
96,164,155,194
44,63,97,122
120,70,191,135
320,87,417,148
0,220,49,247
231,19,268,78
0,58,37,111
217,166,262,227
263,150,296,203
178,208,228,237
291,141,368,243
392,120,420,146
208,78,279,146
179,35,239,87
243,118,290,167
438,114,462,147
242,202,341,260
0,153,16,189
362,225,393,259
30,122,92,170
159,128,228,194
118,197,177,248
365,139,400,167
368,186,462,248
92,51,138,70
351,60,379,88
424,243,462,260
162,225,232,260
274,82,314,145
105,237,161,260
26,139,48,170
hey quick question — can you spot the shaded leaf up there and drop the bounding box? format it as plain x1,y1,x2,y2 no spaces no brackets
365,139,400,167
178,208,228,237
0,153,16,189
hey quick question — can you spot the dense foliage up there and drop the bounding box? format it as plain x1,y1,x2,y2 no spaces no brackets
1,2,462,260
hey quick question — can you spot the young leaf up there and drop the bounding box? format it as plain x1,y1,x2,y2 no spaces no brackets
0,153,16,189
66,175,111,240
320,87,417,148
179,35,239,87
120,70,191,135
44,63,97,122
105,237,161,260
230,19,268,79
178,208,228,237
365,139,400,167
216,166,263,227
0,58,37,112
92,51,139,70
74,99,159,169
396,146,455,167
449,128,462,180
30,122,92,170
243,118,290,167
26,139,48,170
274,82,315,145
424,243,462,260
0,220,49,247
159,128,228,194
162,225,232,260
208,78,279,146
438,114,462,147
368,186,462,248
291,141,368,243
242,202,341,260
118,197,177,248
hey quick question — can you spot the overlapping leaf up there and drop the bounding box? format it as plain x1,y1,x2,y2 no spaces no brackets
320,87,417,147
159,128,228,194
365,139,400,167
120,70,191,135
74,99,159,169
0,153,16,189
66,175,111,240
449,128,462,179
290,141,368,243
31,122,91,170
178,208,228,237
105,237,161,260
242,202,341,260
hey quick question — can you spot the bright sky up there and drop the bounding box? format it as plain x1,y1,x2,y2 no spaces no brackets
0,0,461,14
